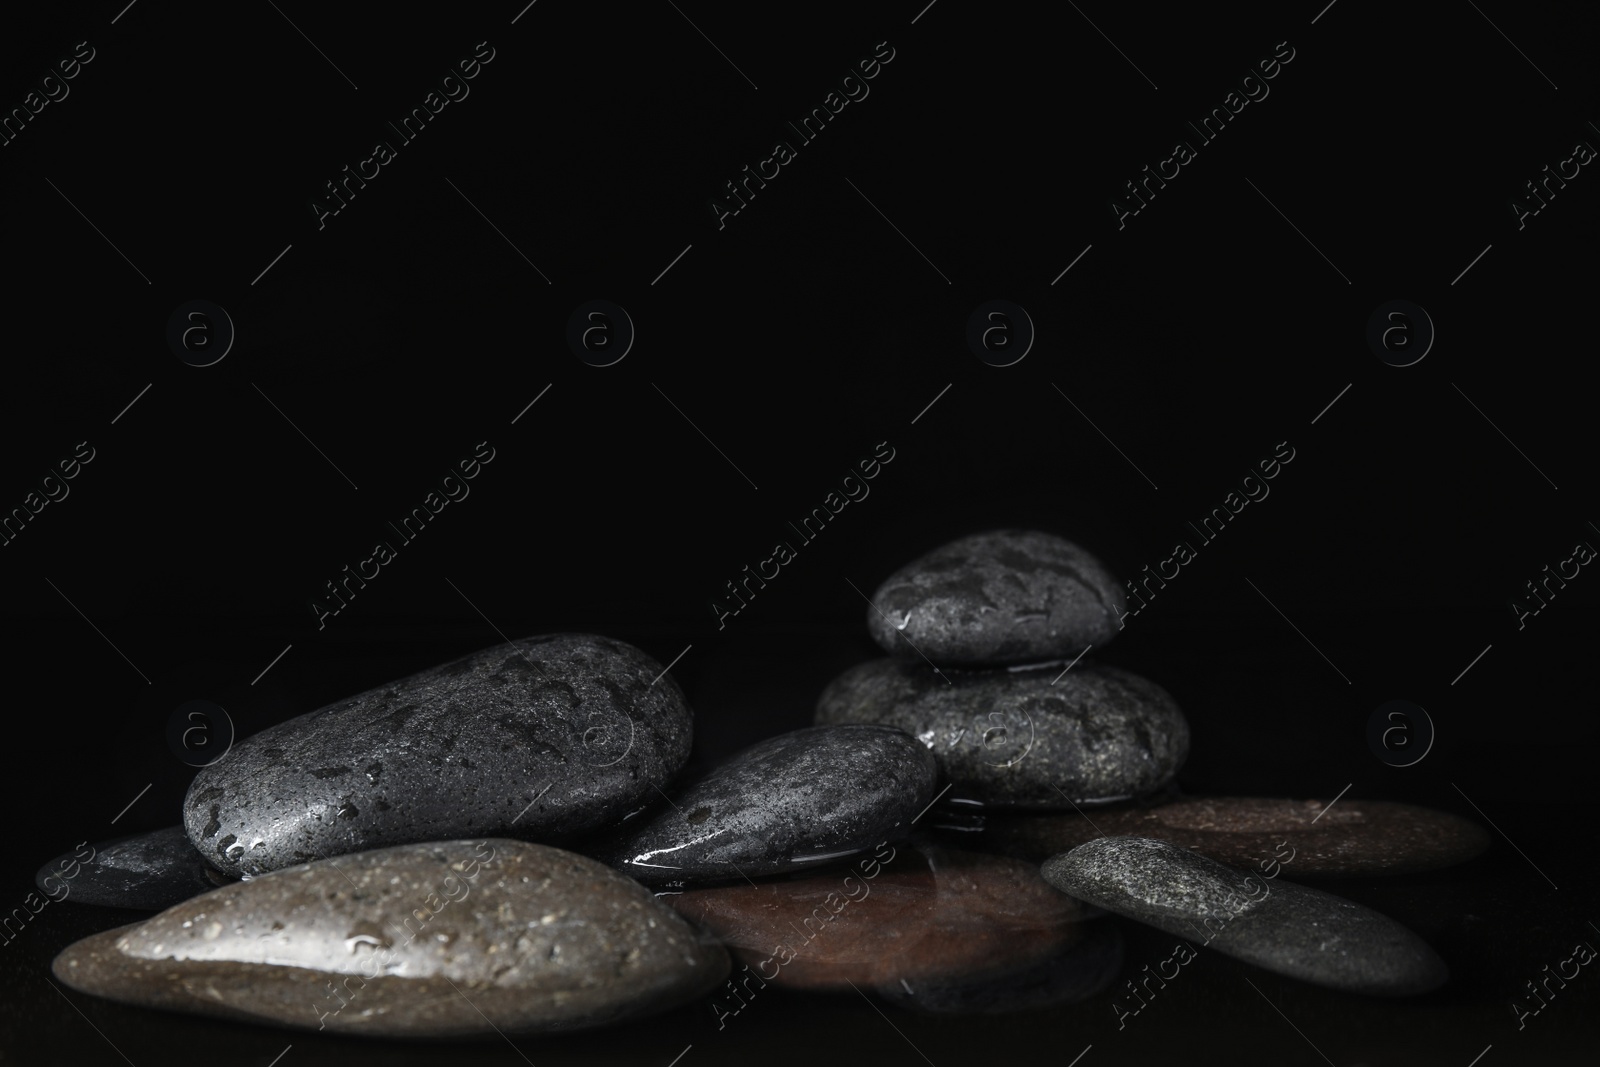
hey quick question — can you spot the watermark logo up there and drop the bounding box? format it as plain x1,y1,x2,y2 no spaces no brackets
314,840,497,1029
1510,136,1595,230
167,700,235,767
566,300,634,367
1512,933,1596,1030
1510,535,1594,630
1114,841,1294,1030
967,300,1034,367
1366,300,1433,367
167,301,235,367
1367,699,1434,767
575,704,635,767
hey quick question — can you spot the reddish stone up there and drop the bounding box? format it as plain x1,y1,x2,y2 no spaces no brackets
970,796,1491,876
666,841,1086,990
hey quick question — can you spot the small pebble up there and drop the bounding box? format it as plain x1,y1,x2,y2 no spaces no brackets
866,529,1126,666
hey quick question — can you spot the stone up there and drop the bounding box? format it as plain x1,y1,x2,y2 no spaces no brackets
51,839,729,1037
36,827,234,911
876,916,1123,1014
183,634,694,877
588,725,937,884
968,796,1491,876
668,839,1087,996
815,658,1188,808
865,529,1126,666
1040,837,1448,995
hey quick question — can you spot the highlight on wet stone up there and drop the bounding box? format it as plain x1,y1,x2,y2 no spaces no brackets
668,838,1096,1004
1040,836,1449,996
816,658,1189,807
51,839,729,1037
865,529,1127,667
587,724,937,884
183,634,694,877
36,826,234,911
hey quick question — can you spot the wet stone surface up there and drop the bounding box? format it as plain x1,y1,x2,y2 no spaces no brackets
865,529,1126,667
969,796,1490,875
815,658,1188,808
36,827,235,911
587,724,937,885
875,914,1123,1014
183,634,695,877
667,839,1088,993
1041,837,1449,996
51,839,729,1038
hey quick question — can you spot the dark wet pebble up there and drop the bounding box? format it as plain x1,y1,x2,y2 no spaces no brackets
35,827,234,911
588,724,936,885
1041,837,1448,995
866,529,1126,666
52,839,729,1037
183,634,694,877
816,658,1188,808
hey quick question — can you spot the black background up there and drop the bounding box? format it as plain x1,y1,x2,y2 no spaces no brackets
2,1,1596,1063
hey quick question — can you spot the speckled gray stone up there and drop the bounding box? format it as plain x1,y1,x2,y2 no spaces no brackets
51,839,729,1037
866,530,1126,666
815,659,1187,808
183,634,693,877
1040,837,1448,995
36,827,234,910
588,725,937,884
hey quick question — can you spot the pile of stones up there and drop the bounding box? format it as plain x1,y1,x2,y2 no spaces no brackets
40,531,1487,1037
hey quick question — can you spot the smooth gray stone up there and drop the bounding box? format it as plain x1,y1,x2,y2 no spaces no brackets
866,529,1126,666
1040,837,1448,996
588,725,937,884
183,634,693,877
815,659,1188,808
51,839,730,1038
36,827,235,910
876,916,1124,1014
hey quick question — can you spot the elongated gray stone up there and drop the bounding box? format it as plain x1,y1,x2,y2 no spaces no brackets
588,725,937,884
36,827,234,910
866,530,1126,666
1040,837,1448,995
815,659,1188,808
183,634,693,877
51,839,729,1037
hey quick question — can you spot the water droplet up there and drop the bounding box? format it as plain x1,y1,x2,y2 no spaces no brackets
344,933,384,954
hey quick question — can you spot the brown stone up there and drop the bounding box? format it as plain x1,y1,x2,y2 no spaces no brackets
51,840,728,1038
965,796,1490,876
665,839,1086,991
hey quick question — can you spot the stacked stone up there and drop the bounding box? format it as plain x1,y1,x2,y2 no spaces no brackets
814,529,1191,808
812,529,1464,997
